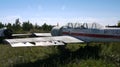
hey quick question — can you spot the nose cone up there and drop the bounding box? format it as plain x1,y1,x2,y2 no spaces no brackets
4,29,13,38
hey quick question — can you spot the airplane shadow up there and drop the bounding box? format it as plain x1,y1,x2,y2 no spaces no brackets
13,45,101,67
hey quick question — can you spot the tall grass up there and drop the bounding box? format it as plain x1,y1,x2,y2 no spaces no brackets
0,44,58,67
61,59,115,67
0,43,119,67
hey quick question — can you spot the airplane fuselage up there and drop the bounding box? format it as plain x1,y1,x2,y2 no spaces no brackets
51,23,120,42
62,28,120,42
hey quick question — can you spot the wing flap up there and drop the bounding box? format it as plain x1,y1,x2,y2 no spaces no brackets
4,36,84,47
12,34,31,37
32,33,51,37
8,41,65,47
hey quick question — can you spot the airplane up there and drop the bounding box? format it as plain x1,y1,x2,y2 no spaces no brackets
0,27,52,38
3,22,120,47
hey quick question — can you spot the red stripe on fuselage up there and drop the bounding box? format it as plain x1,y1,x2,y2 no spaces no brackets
62,32,120,39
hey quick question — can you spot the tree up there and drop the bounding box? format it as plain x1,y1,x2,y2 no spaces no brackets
0,19,52,33
47,25,52,31
0,22,4,28
118,20,120,27
35,23,40,29
14,18,21,31
41,23,53,32
42,23,48,31
7,23,12,29
22,21,33,31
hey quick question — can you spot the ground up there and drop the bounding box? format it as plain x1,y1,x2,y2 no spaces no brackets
0,43,119,67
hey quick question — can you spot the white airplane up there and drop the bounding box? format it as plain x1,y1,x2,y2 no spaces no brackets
0,27,32,38
0,27,53,39
4,23,120,47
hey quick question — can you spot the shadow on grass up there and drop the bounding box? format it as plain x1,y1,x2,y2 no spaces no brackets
13,45,101,67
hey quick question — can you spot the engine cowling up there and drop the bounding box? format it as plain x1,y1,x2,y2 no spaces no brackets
51,27,63,36
3,29,13,38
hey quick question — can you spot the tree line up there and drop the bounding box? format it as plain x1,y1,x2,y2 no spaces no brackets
0,18,120,33
0,18,53,33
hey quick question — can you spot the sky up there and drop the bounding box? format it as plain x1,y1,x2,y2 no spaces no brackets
0,0,120,26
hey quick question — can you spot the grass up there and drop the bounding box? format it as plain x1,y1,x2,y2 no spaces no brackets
0,44,58,67
62,59,116,67
0,43,119,67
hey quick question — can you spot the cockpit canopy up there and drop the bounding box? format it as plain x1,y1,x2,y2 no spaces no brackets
64,22,104,29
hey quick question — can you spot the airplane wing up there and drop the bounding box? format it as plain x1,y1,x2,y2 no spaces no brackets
32,33,51,37
12,33,51,37
12,34,31,37
4,36,84,47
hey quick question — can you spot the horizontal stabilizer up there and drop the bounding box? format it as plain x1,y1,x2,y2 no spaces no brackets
32,33,51,37
4,36,83,47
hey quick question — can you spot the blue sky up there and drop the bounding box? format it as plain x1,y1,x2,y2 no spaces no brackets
0,0,120,26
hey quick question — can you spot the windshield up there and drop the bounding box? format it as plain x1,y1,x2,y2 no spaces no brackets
64,22,104,29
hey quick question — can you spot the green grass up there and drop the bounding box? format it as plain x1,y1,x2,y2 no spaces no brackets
0,43,119,67
0,44,58,67
61,59,115,67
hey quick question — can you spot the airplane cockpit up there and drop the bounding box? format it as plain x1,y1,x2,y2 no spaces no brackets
64,22,104,29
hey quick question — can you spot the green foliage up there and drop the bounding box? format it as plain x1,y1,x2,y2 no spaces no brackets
42,23,53,32
0,18,53,33
0,43,119,67
118,21,120,26
0,22,4,28
13,18,22,31
62,59,115,67
66,43,86,51
22,21,33,31
0,45,58,67
6,23,12,29
100,43,120,66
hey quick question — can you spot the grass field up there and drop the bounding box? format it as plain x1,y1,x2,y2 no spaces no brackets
0,43,119,67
